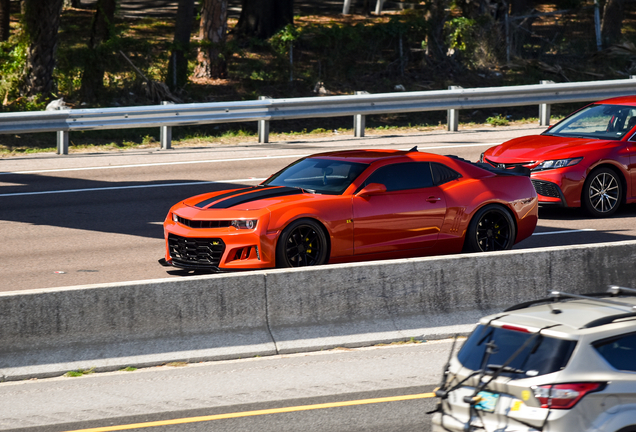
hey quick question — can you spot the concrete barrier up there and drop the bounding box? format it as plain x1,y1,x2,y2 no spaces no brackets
2,240,636,381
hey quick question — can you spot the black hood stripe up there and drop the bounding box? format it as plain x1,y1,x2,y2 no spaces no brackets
196,186,304,209
195,186,257,208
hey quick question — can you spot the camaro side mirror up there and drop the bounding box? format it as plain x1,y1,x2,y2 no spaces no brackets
357,182,387,197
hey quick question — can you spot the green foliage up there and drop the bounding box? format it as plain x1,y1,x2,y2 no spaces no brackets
486,115,510,126
280,12,428,84
445,14,504,67
65,367,95,377
0,34,28,102
309,127,328,134
446,17,476,52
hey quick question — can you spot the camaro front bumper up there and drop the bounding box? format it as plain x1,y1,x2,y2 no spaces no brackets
162,217,279,271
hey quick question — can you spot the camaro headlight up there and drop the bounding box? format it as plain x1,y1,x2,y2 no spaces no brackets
533,157,583,171
479,152,485,163
231,219,257,230
172,213,179,222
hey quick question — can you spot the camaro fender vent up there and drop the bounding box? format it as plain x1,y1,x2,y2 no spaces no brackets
175,215,232,229
168,234,225,266
531,180,562,198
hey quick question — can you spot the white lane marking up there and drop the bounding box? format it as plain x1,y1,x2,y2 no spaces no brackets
0,155,309,175
0,178,267,197
532,229,596,236
0,142,498,175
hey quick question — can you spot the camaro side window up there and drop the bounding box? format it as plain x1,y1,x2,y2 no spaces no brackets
363,162,434,191
431,163,461,185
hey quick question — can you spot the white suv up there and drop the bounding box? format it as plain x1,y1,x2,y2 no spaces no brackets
430,286,636,432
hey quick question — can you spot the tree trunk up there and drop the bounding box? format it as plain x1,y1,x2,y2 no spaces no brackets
509,0,534,56
236,0,293,40
79,0,117,102
0,0,10,42
166,0,195,89
425,0,449,62
601,0,625,48
22,0,64,97
194,0,228,79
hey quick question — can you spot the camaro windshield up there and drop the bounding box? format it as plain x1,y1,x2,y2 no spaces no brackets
263,158,369,195
543,104,636,140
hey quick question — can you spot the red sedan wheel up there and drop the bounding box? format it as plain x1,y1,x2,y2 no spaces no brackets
582,167,622,217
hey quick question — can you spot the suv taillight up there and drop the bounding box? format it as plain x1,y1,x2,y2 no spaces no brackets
532,383,604,409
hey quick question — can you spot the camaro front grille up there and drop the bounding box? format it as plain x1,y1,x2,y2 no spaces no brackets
531,180,561,198
168,234,225,267
175,215,231,229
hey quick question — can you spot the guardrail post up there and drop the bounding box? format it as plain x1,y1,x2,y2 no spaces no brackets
56,131,69,155
258,96,270,143
342,0,352,14
354,91,368,138
539,80,554,126
375,0,384,15
447,86,462,132
160,101,173,150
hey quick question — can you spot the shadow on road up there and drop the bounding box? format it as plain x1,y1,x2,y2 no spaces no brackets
0,173,252,240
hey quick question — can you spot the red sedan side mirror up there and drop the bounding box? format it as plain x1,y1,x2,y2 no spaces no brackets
357,182,387,197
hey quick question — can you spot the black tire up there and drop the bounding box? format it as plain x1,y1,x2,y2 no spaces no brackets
276,219,329,268
464,204,516,252
582,167,622,217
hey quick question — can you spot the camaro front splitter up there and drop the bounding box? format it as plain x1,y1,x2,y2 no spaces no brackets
158,257,222,272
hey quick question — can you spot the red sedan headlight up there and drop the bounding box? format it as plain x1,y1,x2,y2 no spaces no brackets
532,157,583,171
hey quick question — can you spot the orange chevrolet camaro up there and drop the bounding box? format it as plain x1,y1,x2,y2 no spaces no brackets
159,148,538,271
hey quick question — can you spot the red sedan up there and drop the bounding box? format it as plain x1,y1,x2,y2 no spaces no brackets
481,96,636,217
159,149,538,271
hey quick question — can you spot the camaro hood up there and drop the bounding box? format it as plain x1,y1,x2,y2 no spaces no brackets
181,186,334,212
486,134,613,162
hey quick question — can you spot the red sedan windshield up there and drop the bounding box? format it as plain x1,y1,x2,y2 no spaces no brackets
544,104,636,140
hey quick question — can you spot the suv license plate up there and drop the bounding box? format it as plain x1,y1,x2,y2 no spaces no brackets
474,391,499,412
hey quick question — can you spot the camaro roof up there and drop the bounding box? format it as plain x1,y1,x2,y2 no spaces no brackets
307,149,529,177
307,149,447,163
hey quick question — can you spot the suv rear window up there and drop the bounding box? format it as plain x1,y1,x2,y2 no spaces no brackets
457,325,577,378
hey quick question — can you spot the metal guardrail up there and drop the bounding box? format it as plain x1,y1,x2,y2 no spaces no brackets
1,78,636,155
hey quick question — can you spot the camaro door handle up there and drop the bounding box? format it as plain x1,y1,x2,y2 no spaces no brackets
426,196,442,203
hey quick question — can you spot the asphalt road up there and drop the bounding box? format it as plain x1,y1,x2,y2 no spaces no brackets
0,340,448,431
1,125,636,292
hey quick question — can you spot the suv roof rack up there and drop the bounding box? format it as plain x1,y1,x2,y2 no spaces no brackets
581,312,636,329
504,286,636,312
503,286,636,329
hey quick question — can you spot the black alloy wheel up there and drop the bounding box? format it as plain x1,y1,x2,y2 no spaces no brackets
276,219,328,267
465,205,516,252
582,167,622,217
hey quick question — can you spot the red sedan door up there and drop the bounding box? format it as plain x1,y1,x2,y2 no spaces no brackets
352,162,447,255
